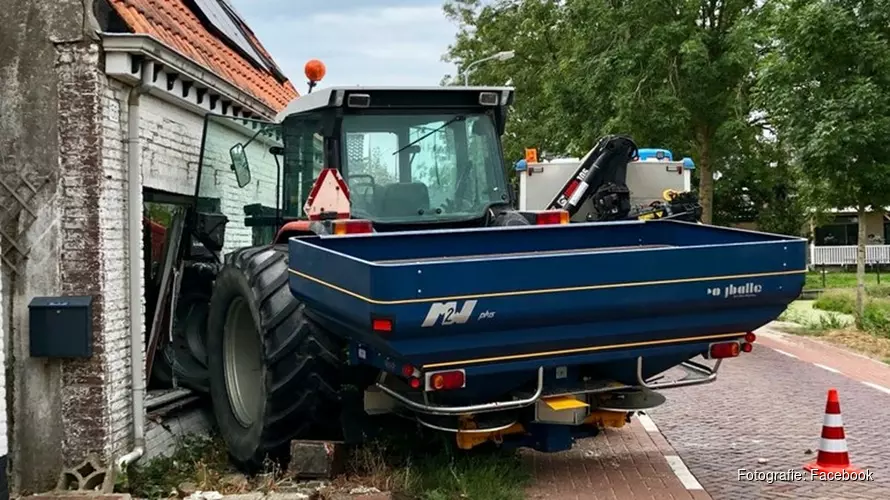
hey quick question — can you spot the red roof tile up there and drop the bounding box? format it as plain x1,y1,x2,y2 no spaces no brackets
109,0,298,112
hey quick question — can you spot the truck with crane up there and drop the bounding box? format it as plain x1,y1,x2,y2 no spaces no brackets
146,61,807,472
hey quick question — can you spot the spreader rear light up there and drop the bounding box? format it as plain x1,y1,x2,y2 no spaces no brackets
741,342,753,353
371,317,392,333
333,219,373,235
425,369,466,391
708,341,740,359
535,210,570,225
744,332,757,343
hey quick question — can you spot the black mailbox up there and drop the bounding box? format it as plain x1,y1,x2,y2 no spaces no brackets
29,295,94,358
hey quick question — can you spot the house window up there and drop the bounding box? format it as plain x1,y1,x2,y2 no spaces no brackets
815,216,858,245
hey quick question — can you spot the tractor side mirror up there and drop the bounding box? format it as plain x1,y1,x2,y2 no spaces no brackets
229,143,251,188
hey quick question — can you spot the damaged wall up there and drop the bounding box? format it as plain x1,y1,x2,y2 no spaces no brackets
0,0,126,493
2,1,292,493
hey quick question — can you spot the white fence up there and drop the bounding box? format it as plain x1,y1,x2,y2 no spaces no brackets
810,244,890,266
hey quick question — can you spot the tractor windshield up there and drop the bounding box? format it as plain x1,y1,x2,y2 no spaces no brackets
340,112,509,223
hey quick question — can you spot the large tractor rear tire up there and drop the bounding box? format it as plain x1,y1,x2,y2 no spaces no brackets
206,245,343,472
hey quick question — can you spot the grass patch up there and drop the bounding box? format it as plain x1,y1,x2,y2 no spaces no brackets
115,420,532,500
339,419,531,500
813,290,856,315
779,300,852,332
867,284,890,298
778,312,846,336
775,313,890,359
805,271,890,290
116,433,236,499
779,288,890,361
812,290,890,337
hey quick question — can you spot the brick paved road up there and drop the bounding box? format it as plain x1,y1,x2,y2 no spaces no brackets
648,326,890,499
523,420,711,500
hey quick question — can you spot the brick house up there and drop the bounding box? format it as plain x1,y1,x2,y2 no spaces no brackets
0,0,297,494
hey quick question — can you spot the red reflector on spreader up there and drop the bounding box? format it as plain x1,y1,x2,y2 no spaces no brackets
744,332,757,343
535,210,570,225
372,318,392,332
709,341,740,359
333,219,373,235
427,369,466,391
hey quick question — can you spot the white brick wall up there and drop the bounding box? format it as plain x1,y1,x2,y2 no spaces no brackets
107,80,279,252
101,79,282,457
198,118,280,254
144,407,212,460
100,79,137,457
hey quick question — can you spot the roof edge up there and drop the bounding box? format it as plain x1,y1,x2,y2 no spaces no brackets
100,32,278,118
275,86,517,122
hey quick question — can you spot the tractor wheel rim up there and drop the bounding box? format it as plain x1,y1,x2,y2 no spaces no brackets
223,296,264,427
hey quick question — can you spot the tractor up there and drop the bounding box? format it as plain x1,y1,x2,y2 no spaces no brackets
146,62,807,472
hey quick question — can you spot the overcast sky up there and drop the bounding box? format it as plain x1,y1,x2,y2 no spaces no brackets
228,0,460,90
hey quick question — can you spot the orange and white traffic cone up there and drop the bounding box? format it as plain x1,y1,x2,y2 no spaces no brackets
804,388,861,474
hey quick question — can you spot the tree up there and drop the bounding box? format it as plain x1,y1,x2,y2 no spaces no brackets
443,0,772,225
443,0,571,181
754,0,890,325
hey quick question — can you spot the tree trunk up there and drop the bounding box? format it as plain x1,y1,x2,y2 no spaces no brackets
855,204,867,328
697,129,714,225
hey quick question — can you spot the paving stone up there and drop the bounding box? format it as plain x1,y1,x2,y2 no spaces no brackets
648,328,890,499
523,420,710,499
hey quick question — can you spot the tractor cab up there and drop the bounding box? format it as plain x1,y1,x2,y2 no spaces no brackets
196,77,517,251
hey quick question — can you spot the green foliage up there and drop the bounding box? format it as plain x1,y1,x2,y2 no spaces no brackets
778,305,846,335
867,284,890,298
345,418,531,500
863,304,890,337
805,271,889,290
813,289,890,336
443,0,569,188
117,433,230,499
814,290,856,315
442,0,809,228
146,202,175,227
755,0,890,322
754,0,890,212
